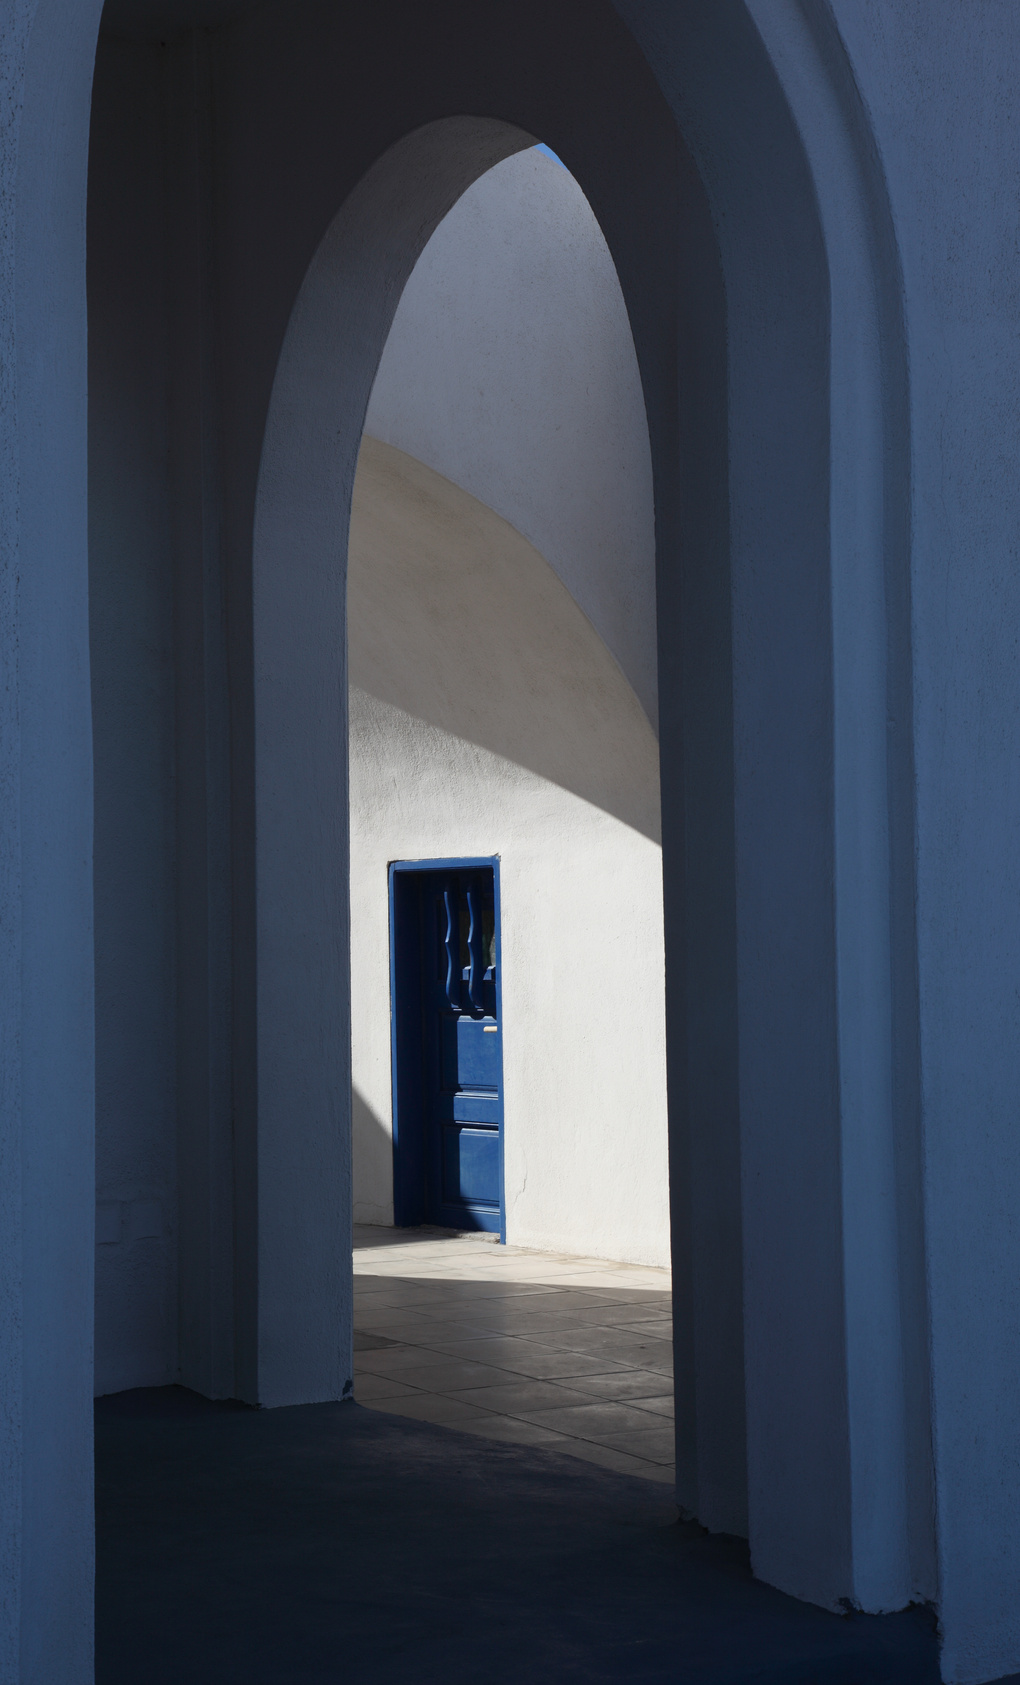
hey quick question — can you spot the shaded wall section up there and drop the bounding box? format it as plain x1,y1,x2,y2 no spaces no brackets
88,36,178,1395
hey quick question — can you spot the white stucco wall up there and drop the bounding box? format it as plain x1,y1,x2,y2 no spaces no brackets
364,146,658,726
349,437,668,1267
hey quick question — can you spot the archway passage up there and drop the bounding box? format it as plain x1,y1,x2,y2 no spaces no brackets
86,0,743,1555
347,143,667,1263
85,0,904,1606
3,0,936,1673
342,140,674,1481
90,6,705,1423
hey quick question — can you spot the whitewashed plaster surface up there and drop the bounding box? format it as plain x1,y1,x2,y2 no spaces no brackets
349,438,668,1267
364,147,658,727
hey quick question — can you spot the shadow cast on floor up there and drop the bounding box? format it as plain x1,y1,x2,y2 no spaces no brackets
352,1242,675,1480
95,1386,943,1684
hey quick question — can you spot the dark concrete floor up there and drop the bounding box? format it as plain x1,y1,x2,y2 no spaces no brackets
95,1386,943,1685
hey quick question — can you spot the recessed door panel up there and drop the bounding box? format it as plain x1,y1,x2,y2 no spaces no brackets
444,1125,500,1206
441,1015,500,1094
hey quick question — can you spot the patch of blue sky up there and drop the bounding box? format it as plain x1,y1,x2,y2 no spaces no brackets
533,142,568,170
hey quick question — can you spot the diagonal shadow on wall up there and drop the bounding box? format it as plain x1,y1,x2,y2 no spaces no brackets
348,437,662,845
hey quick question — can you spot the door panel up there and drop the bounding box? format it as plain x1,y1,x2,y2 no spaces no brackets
443,1125,500,1206
442,1016,500,1094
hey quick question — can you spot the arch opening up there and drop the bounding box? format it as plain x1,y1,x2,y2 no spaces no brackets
341,139,676,1479
347,143,667,1257
84,2,748,1581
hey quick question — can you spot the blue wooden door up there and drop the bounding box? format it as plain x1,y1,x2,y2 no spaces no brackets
422,869,502,1231
390,861,504,1236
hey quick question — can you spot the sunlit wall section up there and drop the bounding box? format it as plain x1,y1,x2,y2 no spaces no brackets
351,151,665,1263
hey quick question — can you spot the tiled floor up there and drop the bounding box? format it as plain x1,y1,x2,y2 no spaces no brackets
353,1224,674,1485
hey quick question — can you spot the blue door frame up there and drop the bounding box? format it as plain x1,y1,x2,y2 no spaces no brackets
389,857,505,1239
